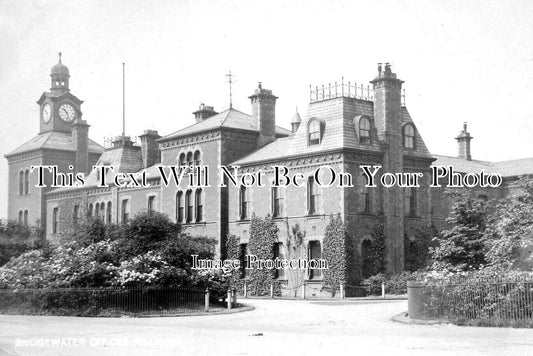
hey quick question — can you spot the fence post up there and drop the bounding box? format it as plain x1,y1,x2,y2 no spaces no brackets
302,282,306,299
204,288,209,312
340,284,345,299
244,281,247,298
227,289,232,310
232,288,237,306
270,284,274,299
382,282,385,298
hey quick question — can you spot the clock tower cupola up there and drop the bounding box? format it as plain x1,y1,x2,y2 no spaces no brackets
50,52,70,93
38,53,84,134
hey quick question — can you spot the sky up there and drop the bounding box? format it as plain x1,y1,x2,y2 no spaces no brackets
1,0,533,219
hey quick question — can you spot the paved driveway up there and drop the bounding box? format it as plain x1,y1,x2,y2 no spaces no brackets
0,299,532,356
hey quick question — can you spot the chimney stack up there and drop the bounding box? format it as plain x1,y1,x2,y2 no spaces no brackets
71,119,90,174
139,130,161,168
456,122,473,161
193,104,218,122
249,83,278,147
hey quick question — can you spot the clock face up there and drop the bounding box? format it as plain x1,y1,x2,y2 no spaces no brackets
58,103,76,122
42,104,52,123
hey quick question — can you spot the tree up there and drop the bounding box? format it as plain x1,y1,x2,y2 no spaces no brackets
285,222,306,297
484,178,533,270
0,220,45,266
404,224,438,271
431,191,487,271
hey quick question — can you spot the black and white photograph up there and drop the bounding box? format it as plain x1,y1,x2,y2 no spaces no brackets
1,1,533,355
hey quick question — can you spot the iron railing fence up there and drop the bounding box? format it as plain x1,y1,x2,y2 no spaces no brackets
0,287,206,316
408,280,533,324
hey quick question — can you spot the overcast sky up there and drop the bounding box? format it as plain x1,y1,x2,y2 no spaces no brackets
1,0,533,219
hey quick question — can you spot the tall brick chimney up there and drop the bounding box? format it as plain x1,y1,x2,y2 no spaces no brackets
71,119,89,174
249,83,277,147
139,130,161,168
455,122,473,161
370,63,405,274
193,104,218,122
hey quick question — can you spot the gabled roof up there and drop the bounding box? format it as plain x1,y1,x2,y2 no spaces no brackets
160,108,291,141
432,155,533,177
5,131,103,158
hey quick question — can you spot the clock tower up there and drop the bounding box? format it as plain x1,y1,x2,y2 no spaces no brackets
37,53,84,134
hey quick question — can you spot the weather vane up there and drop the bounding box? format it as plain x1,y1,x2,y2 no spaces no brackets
225,71,235,109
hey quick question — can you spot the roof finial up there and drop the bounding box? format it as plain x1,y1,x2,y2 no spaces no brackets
58,52,62,64
463,121,468,132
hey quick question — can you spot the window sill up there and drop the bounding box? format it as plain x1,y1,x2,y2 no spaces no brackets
305,214,324,220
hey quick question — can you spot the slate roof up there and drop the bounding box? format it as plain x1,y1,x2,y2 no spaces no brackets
232,98,433,166
160,108,291,141
5,131,103,158
432,155,533,177
47,144,150,194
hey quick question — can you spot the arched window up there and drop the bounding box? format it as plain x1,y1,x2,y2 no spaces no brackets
88,203,93,218
186,152,193,168
185,190,193,223
121,199,130,223
147,196,155,213
195,189,203,222
359,117,371,144
95,203,100,218
18,211,23,224
23,210,28,226
271,186,283,218
19,171,24,195
308,241,322,279
179,153,186,170
24,170,29,195
404,187,417,216
194,150,201,166
106,202,112,224
176,191,184,223
403,125,415,149
307,176,320,215
273,242,284,279
239,186,249,220
73,205,79,226
308,119,322,146
361,174,371,213
52,207,59,234
361,239,373,278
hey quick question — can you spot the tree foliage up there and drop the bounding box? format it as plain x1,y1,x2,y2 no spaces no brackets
404,224,438,271
362,223,386,278
484,178,533,270
0,211,223,292
431,191,487,271
0,220,45,266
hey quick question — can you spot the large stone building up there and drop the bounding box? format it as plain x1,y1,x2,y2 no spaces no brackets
6,57,533,287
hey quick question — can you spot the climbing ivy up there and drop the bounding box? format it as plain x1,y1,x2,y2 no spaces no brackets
247,215,280,296
362,223,386,278
322,214,355,296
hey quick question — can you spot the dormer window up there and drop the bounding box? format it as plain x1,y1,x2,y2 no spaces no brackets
359,117,371,144
403,124,415,149
308,119,322,146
